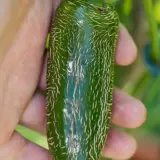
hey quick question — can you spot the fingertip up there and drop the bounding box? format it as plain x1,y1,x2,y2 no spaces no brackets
112,89,147,128
103,129,137,160
132,136,160,160
115,24,137,66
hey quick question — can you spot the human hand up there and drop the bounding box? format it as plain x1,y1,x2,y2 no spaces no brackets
131,135,160,160
0,0,146,160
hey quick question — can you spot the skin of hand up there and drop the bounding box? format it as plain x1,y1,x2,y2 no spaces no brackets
131,135,160,160
0,0,146,160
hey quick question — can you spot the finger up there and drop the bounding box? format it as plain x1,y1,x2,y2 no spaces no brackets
0,0,53,146
115,24,137,66
131,136,160,160
39,25,137,91
0,131,52,160
20,92,46,135
112,88,146,128
102,129,137,160
20,88,146,136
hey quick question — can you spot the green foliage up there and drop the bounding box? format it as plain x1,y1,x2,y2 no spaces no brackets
154,1,160,22
142,0,159,63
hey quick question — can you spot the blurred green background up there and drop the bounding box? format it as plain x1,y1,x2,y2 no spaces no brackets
16,0,160,159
